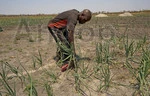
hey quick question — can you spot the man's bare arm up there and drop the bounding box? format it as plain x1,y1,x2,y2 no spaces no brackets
68,30,75,54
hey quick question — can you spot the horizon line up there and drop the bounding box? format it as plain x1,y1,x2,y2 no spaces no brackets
0,9,150,16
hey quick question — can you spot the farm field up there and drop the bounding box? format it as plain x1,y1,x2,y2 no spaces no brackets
0,11,150,96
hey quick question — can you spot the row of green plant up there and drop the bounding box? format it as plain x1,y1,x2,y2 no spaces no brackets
70,34,150,95
1,12,150,28
0,15,53,27
0,52,55,96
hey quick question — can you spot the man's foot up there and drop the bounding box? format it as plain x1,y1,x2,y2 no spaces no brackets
61,64,69,72
61,61,75,72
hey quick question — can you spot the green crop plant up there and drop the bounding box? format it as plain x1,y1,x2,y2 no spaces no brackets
103,41,111,64
4,62,25,87
95,41,112,65
78,61,92,79
0,61,28,96
98,64,111,92
94,61,112,92
44,83,53,96
32,50,43,69
0,16,20,27
73,59,90,95
0,62,16,96
0,15,53,27
95,41,112,92
96,43,103,64
54,36,76,70
124,42,150,96
73,70,91,96
123,35,135,58
44,69,58,83
124,34,147,59
136,47,150,95
18,61,38,96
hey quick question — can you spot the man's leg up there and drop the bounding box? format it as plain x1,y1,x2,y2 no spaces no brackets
48,27,61,63
62,29,70,61
48,27,73,71
48,27,70,61
57,29,75,71
55,29,71,62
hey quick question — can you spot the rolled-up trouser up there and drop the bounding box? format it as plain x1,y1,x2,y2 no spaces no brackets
48,27,71,65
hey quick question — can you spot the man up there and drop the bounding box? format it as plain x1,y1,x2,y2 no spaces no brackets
48,9,92,72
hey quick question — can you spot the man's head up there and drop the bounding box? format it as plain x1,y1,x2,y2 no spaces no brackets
78,9,92,24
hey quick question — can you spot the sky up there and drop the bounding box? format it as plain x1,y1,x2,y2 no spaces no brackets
0,0,150,15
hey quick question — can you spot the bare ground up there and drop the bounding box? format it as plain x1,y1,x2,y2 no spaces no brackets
0,17,150,96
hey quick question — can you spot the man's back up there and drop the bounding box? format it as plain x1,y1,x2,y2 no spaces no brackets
48,9,79,31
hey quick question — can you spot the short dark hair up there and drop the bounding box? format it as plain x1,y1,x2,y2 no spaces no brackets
82,9,92,20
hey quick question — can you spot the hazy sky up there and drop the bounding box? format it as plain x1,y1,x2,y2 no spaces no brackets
0,0,150,15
